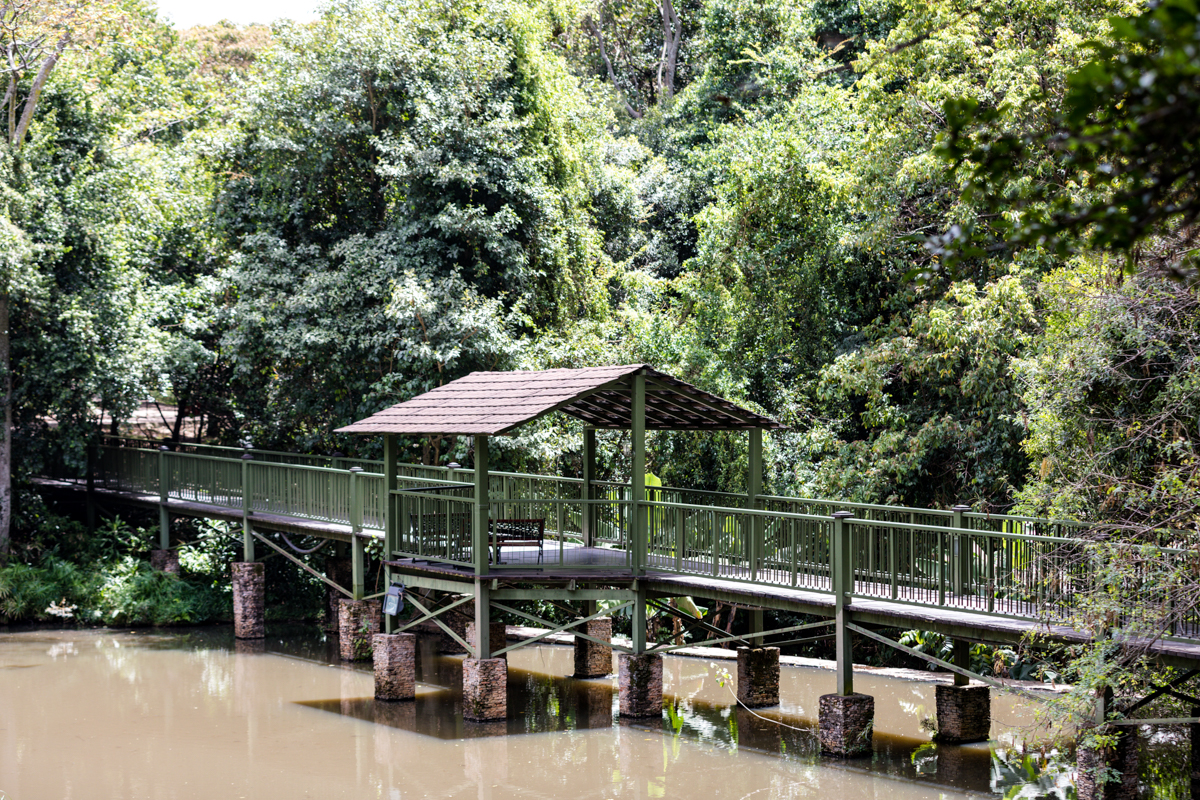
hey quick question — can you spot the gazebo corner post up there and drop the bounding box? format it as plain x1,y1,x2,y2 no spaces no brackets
748,427,763,581
582,426,596,548
383,435,399,633
473,435,491,576
831,510,854,695
349,464,364,602
632,373,647,575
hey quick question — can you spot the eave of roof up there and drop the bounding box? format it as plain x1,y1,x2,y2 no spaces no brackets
335,364,783,436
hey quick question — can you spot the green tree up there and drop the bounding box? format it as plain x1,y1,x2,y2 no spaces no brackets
217,0,620,451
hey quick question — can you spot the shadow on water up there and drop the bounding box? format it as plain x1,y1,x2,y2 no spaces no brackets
103,625,1195,798
289,635,999,795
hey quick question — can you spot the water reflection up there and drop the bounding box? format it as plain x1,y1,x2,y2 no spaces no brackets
295,638,999,794
0,626,1183,800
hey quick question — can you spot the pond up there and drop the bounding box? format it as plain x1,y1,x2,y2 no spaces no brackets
0,627,1149,799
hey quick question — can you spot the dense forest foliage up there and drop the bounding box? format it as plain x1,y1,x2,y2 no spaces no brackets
4,0,1200,735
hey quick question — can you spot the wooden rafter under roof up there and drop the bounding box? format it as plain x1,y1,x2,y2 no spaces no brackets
335,364,783,436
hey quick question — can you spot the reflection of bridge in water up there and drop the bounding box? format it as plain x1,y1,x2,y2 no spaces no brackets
38,365,1200,798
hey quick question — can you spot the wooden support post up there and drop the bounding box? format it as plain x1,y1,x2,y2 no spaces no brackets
954,639,970,687
383,435,399,634
748,428,762,580
832,511,854,696
632,373,646,575
474,436,490,576
241,451,254,562
582,427,596,548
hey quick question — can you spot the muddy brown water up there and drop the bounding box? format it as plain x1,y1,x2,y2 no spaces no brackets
0,627,1050,799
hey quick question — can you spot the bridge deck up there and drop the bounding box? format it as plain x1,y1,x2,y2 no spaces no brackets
44,478,1200,668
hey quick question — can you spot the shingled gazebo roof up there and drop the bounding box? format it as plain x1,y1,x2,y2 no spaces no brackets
335,365,782,436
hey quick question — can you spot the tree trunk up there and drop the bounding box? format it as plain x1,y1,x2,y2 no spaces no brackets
1,291,11,557
657,0,682,105
585,13,642,119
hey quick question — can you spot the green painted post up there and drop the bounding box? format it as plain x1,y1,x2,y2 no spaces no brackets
953,639,971,686
832,511,854,696
475,578,491,659
383,436,398,634
241,451,254,562
474,435,491,575
632,582,647,654
351,534,365,602
157,446,170,550
750,608,764,648
952,504,971,597
582,427,596,548
350,467,363,533
632,373,646,575
748,428,762,580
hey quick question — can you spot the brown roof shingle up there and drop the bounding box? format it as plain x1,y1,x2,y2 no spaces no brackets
335,364,782,436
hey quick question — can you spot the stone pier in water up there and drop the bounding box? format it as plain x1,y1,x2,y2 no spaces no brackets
338,599,381,661
934,684,990,743
373,633,416,701
818,693,874,757
466,621,507,661
463,658,507,721
150,549,180,574
618,653,662,717
573,617,613,678
736,646,780,708
231,562,265,639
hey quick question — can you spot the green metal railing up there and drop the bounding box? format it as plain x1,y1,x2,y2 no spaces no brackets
45,440,1198,637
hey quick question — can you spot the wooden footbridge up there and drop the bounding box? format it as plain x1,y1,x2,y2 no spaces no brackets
36,365,1200,789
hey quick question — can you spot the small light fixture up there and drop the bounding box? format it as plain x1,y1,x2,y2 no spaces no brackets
383,583,404,617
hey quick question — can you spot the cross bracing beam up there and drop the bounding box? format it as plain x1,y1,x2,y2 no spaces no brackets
1121,669,1200,714
647,615,834,654
489,600,634,655
845,622,1054,702
250,528,352,598
489,602,630,658
398,592,475,654
644,598,754,648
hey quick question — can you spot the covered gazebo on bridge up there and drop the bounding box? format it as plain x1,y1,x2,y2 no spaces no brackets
336,363,783,577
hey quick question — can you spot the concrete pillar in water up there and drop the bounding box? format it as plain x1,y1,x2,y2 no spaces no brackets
934,683,991,743
337,598,381,661
231,562,265,639
150,549,180,574
462,658,507,721
618,653,662,717
1076,725,1140,800
466,621,508,662
573,617,613,678
373,633,416,701
323,555,352,630
818,693,874,757
736,646,780,708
